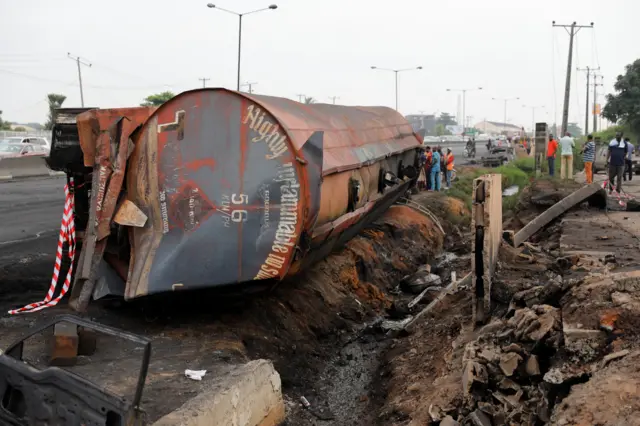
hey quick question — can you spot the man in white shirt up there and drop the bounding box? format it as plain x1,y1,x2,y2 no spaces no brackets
559,131,576,180
624,137,634,182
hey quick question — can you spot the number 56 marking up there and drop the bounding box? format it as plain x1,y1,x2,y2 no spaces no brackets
231,193,248,223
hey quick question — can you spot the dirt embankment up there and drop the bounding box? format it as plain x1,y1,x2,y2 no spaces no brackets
380,180,640,426
1,202,456,424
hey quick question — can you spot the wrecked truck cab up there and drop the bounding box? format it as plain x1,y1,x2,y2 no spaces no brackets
56,89,421,309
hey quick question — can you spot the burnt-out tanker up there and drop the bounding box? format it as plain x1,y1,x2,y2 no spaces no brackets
49,89,422,310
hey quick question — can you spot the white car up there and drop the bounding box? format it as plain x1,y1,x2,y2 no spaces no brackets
0,136,50,151
0,142,48,158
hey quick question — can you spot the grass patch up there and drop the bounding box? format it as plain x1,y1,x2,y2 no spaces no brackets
448,160,534,212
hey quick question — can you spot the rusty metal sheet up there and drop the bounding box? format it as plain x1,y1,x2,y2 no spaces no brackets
76,106,155,167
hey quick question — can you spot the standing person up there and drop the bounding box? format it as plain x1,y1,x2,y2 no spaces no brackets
430,147,441,192
445,148,455,188
581,134,596,184
624,137,634,182
424,146,433,190
606,132,627,193
547,134,559,176
559,131,576,180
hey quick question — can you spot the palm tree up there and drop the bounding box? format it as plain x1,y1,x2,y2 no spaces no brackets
304,96,316,104
44,93,67,129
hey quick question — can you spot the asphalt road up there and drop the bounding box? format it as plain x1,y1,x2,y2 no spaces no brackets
426,142,490,165
0,176,65,245
0,177,65,312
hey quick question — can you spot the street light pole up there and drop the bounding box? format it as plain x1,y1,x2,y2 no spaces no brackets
371,66,422,111
207,3,278,91
446,87,482,141
523,105,545,137
492,97,520,134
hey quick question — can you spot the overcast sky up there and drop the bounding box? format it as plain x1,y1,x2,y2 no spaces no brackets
1,0,638,131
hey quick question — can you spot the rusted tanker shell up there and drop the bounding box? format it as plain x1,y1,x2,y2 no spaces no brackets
99,88,420,299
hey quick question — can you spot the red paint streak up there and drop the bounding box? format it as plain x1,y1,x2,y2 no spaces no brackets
184,158,216,172
237,97,249,280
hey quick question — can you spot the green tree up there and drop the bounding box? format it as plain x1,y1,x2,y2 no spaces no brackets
602,59,640,136
437,112,457,127
44,93,66,130
566,122,583,137
304,96,316,104
141,91,175,107
13,126,26,132
0,110,11,130
435,123,452,136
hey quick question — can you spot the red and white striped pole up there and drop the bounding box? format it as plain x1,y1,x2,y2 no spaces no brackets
8,178,76,314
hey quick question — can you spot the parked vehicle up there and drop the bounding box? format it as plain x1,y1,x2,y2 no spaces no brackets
0,142,48,158
0,136,50,151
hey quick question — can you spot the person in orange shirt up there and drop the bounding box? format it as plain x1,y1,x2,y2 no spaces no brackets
445,148,455,188
547,134,559,177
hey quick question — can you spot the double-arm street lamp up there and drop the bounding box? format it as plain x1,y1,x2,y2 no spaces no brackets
446,87,482,140
370,66,422,111
207,3,278,91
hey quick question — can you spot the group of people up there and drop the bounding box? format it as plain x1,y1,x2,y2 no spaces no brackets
545,132,577,180
418,146,455,191
545,131,635,193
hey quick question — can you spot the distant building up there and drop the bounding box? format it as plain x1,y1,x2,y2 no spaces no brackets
405,114,437,137
474,121,523,137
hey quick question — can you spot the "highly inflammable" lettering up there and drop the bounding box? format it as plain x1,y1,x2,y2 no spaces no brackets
243,104,289,160
254,162,300,280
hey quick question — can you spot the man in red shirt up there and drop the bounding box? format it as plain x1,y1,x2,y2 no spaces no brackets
547,134,559,177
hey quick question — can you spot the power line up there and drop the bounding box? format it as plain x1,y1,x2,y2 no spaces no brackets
592,29,601,69
0,68,72,85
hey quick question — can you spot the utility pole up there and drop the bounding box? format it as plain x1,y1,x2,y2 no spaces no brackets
553,21,594,135
67,53,91,107
328,96,340,104
241,82,257,94
592,74,603,133
577,66,599,135
296,94,306,102
199,77,211,88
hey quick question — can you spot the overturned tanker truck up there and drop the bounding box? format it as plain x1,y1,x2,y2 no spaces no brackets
48,89,422,312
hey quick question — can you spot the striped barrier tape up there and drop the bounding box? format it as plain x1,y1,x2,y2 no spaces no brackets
8,179,76,314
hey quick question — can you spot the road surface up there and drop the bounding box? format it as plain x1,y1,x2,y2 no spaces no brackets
0,177,65,312
424,142,490,165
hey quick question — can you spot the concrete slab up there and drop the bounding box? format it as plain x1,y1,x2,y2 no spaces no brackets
471,174,502,324
153,360,284,426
